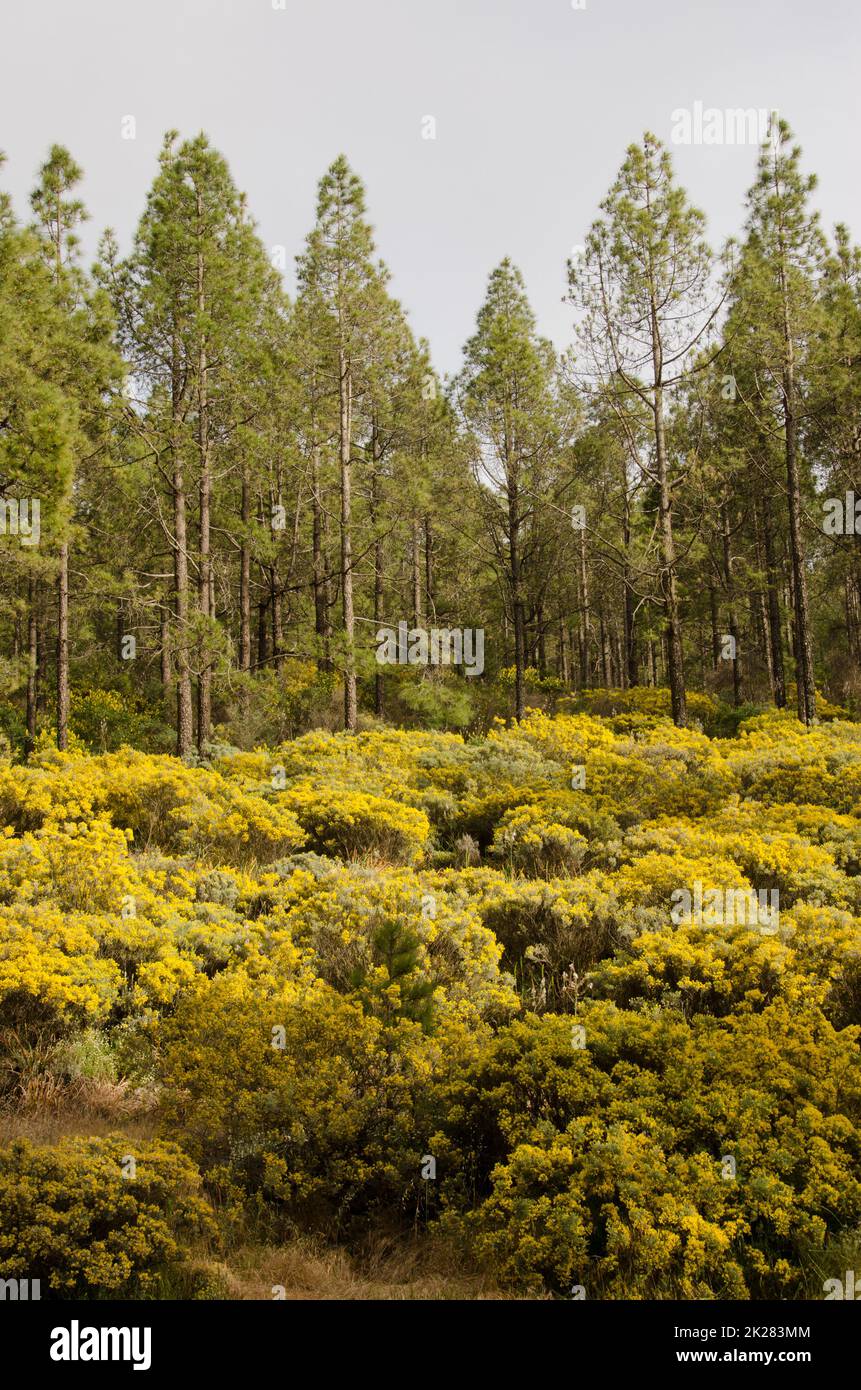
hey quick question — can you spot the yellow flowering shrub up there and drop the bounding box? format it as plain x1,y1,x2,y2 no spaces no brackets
262,862,518,1024
490,802,587,877
0,748,306,866
434,1001,861,1297
724,715,861,812
0,906,121,1045
558,686,719,724
279,781,430,864
0,1135,216,1297
0,817,136,913
620,817,858,909
0,708,859,1299
157,970,435,1227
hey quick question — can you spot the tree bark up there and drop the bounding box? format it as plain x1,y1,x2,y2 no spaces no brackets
172,329,193,759
578,527,591,688
257,593,269,668
56,543,69,749
411,516,423,629
338,345,357,732
653,364,686,726
311,446,333,672
239,468,251,673
424,515,434,619
782,347,815,722
508,476,526,722
760,501,786,708
620,456,637,686
195,232,212,752
721,504,742,705
160,604,171,690
25,581,37,756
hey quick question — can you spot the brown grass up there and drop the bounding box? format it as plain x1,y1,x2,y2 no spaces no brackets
0,1078,159,1145
196,1233,516,1301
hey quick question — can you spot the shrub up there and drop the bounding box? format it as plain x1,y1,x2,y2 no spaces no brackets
434,1001,861,1298
490,803,587,878
280,781,430,865
0,1135,216,1297
69,687,172,755
157,971,433,1230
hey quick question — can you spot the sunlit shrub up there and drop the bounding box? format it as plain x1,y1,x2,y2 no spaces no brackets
280,781,430,864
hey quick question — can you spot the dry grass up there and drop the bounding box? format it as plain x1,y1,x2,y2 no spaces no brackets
197,1234,516,1301
0,1078,159,1145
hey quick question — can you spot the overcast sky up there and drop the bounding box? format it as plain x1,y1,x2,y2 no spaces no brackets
2,0,859,374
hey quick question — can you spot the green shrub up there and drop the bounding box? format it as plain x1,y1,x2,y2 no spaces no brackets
157,971,433,1231
0,1135,216,1297
433,1001,861,1298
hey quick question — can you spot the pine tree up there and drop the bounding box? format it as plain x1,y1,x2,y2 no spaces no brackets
0,156,76,752
457,259,565,721
569,133,721,727
29,145,121,751
737,119,825,724
297,157,391,732
111,131,276,755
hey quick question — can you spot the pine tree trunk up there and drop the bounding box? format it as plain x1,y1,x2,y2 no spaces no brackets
509,479,525,722
561,621,571,685
311,446,332,672
653,375,686,726
599,609,611,687
759,502,786,707
257,594,269,668
614,629,626,690
338,346,357,732
721,505,742,705
239,469,251,673
578,527,591,688
412,517,423,629
374,533,384,718
56,543,69,749
620,456,637,685
173,460,193,759
196,237,212,753
271,565,284,672
709,581,720,670
25,582,37,756
160,605,171,690
424,516,434,619
368,441,385,719
783,360,815,721
776,220,815,721
36,618,47,714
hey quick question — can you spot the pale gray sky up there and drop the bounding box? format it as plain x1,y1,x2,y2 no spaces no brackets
2,0,859,374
